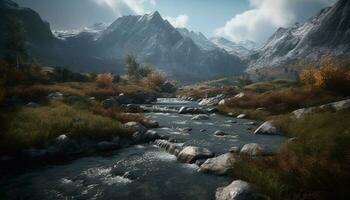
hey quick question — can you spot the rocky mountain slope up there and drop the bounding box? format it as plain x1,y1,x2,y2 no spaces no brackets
0,0,245,82
248,0,350,69
210,37,256,57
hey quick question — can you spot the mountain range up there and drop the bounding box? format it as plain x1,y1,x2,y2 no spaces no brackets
248,0,350,70
1,0,350,82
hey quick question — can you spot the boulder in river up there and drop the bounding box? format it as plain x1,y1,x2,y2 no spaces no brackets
240,143,274,156
97,141,120,151
254,121,283,135
199,153,236,175
198,94,225,106
177,146,214,163
102,98,119,108
178,106,207,114
214,130,228,137
191,114,210,120
141,119,159,128
216,180,262,200
154,139,184,155
236,114,246,119
124,122,147,134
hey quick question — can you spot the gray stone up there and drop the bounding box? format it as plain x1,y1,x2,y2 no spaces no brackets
240,143,274,156
154,139,184,155
26,102,40,108
216,180,260,200
236,114,246,119
199,153,236,175
124,122,147,134
102,98,118,108
199,94,225,106
97,141,120,151
141,119,159,128
214,130,228,137
191,114,210,120
48,92,63,100
292,108,315,119
177,146,214,163
254,121,283,135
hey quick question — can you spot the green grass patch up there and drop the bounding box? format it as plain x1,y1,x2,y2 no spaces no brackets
243,79,299,93
0,102,130,154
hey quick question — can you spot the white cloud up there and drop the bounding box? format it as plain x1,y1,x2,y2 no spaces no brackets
164,15,189,28
215,0,337,44
92,0,156,16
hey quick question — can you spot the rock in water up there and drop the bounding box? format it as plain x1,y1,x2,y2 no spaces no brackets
124,122,147,134
236,114,246,119
191,114,210,120
177,146,214,163
216,180,261,200
240,143,273,156
254,121,283,135
199,153,236,175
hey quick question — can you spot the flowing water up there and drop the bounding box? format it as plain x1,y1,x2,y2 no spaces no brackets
0,98,286,200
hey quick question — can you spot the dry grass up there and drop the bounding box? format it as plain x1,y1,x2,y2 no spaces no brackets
177,85,237,99
6,82,157,101
91,105,145,124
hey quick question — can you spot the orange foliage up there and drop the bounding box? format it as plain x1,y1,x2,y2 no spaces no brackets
96,73,114,88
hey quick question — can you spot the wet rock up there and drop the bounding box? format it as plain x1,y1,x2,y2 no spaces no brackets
48,92,63,100
123,104,144,113
254,121,283,135
178,106,207,114
195,159,207,167
154,139,184,155
216,180,261,200
236,114,246,119
199,153,236,175
102,98,119,108
218,99,226,106
240,143,273,156
199,94,225,106
256,107,266,111
227,113,234,116
214,130,228,137
141,119,159,128
161,81,177,93
207,107,219,113
177,127,192,132
177,146,214,163
113,95,133,105
144,130,161,141
229,146,241,153
124,122,147,134
200,129,207,132
226,120,237,123
97,141,120,151
191,114,209,120
26,102,40,108
128,92,157,104
292,108,315,119
47,134,79,155
234,93,245,98
245,122,257,126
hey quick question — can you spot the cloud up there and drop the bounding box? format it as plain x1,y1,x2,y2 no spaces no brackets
164,15,189,28
92,0,156,16
215,0,337,44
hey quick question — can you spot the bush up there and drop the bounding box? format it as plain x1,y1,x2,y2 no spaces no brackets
96,73,113,88
301,58,350,96
144,72,165,90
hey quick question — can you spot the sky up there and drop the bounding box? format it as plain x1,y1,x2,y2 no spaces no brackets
14,0,337,44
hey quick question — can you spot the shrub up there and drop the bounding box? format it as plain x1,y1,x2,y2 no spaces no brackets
144,72,165,90
300,58,350,96
96,73,113,88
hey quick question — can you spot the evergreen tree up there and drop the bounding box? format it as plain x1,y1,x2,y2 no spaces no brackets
125,54,140,80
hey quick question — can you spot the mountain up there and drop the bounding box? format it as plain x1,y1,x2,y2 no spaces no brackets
248,0,350,69
210,37,254,57
177,28,216,51
0,1,244,82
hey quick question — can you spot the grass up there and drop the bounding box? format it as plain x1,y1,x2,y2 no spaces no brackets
243,79,299,93
0,102,130,154
232,109,350,200
218,106,271,121
6,81,157,102
177,85,237,99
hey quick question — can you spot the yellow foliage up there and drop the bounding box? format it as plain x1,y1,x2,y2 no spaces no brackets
96,73,113,88
300,57,350,95
144,72,165,90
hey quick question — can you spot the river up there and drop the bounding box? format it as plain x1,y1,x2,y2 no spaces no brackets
0,98,286,200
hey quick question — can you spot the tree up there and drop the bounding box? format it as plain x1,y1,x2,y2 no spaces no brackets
139,64,153,78
5,17,27,68
125,54,140,81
